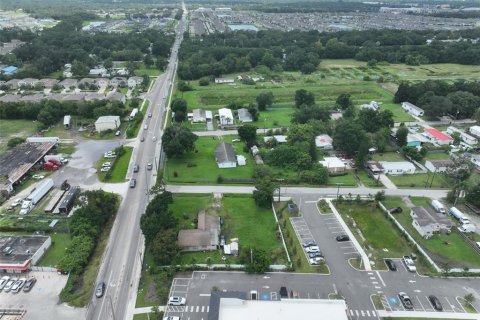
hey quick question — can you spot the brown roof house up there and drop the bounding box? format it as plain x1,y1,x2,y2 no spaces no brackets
178,211,220,252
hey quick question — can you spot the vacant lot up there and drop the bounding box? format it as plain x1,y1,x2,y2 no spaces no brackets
170,194,214,229
382,196,480,269
388,173,450,188
0,119,38,155
371,152,405,162
38,233,72,267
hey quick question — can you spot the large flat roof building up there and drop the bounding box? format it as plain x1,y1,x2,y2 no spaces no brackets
0,235,51,273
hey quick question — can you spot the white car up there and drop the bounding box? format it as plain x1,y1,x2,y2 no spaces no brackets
163,317,180,320
10,199,22,207
100,166,111,172
402,256,417,272
305,246,321,253
309,257,325,265
168,296,186,306
102,162,112,167
0,276,10,290
11,278,26,293
32,174,44,180
3,279,15,292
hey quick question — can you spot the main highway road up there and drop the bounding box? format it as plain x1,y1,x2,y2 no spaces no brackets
87,3,188,320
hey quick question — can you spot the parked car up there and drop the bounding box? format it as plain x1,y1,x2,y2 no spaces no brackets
95,282,106,298
0,276,10,290
232,139,241,142
32,174,45,180
102,162,112,167
23,278,37,292
279,286,288,298
250,290,258,300
100,166,111,172
335,234,349,242
133,164,139,173
385,259,397,271
309,257,325,265
306,246,320,253
129,179,136,188
163,317,180,320
3,279,16,292
389,207,403,214
115,130,121,136
302,240,316,248
398,292,414,310
11,278,26,293
402,256,417,272
147,163,153,170
309,252,323,258
428,295,443,311
168,296,186,306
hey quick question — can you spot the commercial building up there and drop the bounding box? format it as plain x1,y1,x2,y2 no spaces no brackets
215,142,237,168
401,102,424,117
0,235,51,273
319,157,346,174
423,128,453,145
94,115,121,132
425,159,454,173
379,161,416,175
315,134,333,149
410,206,452,239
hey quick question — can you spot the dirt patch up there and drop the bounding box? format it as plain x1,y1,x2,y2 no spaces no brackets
145,282,158,302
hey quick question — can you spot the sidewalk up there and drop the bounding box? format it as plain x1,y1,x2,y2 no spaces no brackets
376,310,479,319
133,306,165,315
378,174,397,189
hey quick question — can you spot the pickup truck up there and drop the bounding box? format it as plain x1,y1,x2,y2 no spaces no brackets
402,256,417,272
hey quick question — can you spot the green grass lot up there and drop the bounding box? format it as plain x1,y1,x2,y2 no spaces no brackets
382,197,480,269
388,173,451,189
0,119,38,155
178,195,286,265
329,173,357,187
335,202,419,270
423,152,451,161
37,233,71,267
134,63,162,77
371,152,405,162
355,170,383,188
170,194,214,230
380,103,414,122
97,146,133,183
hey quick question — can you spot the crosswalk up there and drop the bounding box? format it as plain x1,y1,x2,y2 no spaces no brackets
166,305,210,313
348,309,377,318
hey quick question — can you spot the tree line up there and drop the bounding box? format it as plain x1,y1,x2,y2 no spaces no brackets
177,28,480,80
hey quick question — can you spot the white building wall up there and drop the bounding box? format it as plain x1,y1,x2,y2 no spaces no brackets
31,236,52,265
218,161,237,168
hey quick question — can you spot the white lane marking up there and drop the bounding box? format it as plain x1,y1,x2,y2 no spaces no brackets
372,310,376,317
370,277,376,280
416,296,426,311
366,310,370,316
372,281,378,285
343,252,358,255
375,270,386,287
414,290,422,293
199,294,211,297
367,272,374,275
355,310,359,317
207,306,209,312
201,306,204,312
349,310,354,316
361,310,365,316
375,286,381,289
196,306,199,312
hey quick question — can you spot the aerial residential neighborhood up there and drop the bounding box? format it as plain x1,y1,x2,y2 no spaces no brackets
1,1,480,320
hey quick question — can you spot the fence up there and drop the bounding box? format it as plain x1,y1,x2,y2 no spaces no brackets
271,203,292,265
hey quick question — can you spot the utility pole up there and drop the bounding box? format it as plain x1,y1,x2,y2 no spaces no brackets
429,168,437,188
336,183,343,201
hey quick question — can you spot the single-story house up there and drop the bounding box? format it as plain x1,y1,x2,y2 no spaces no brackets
85,93,106,101
366,161,384,175
423,128,453,145
402,102,424,117
218,108,234,125
410,206,452,239
215,142,237,168
39,78,59,88
96,78,110,87
89,67,108,77
315,134,333,149
128,76,144,88
1,66,18,75
95,115,121,132
237,155,247,166
110,77,127,87
425,159,454,173
6,79,20,90
359,101,380,111
78,78,98,88
470,154,480,169
407,133,429,147
446,126,478,145
107,91,126,104
264,135,287,144
215,78,235,84
237,108,253,123
177,211,220,252
112,67,128,76
469,125,480,138
62,93,85,102
58,79,78,89
192,109,209,123
19,94,44,103
18,78,39,88
0,94,21,102
379,161,416,175
319,157,346,174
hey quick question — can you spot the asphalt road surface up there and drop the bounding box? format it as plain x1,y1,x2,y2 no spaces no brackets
87,5,188,320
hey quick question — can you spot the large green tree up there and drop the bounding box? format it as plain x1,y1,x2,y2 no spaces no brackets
335,93,354,110
256,92,274,111
396,124,408,147
333,120,366,157
294,89,315,108
253,177,277,208
238,124,258,143
162,126,198,158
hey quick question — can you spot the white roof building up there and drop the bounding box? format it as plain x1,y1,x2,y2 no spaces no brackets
379,161,416,175
315,134,333,149
237,108,253,123
402,102,424,117
469,125,480,138
94,115,121,132
359,101,380,111
236,155,246,166
218,108,234,125
319,157,346,173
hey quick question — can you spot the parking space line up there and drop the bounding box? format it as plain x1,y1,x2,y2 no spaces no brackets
445,297,459,312
343,252,358,255
355,310,359,317
349,310,354,316
375,271,386,287
196,306,199,312
415,296,425,311
366,310,370,316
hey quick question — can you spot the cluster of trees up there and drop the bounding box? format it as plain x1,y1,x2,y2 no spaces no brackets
59,191,118,301
177,28,480,80
140,192,180,265
1,15,173,78
0,99,127,127
161,126,198,158
465,182,480,208
394,80,480,119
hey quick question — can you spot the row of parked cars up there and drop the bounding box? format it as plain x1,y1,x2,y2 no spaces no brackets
0,276,36,293
398,292,443,311
302,240,325,265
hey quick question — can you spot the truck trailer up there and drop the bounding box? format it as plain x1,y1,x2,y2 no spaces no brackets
26,179,54,205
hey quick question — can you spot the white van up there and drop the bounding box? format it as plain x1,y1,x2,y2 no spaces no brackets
430,200,446,214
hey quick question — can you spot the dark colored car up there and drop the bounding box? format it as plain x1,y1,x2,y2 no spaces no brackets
336,234,350,242
398,292,414,310
133,164,139,173
129,179,136,188
140,136,145,142
389,207,403,214
279,286,289,298
385,259,397,271
302,240,316,248
95,282,106,298
23,278,37,292
428,295,443,311
309,252,323,258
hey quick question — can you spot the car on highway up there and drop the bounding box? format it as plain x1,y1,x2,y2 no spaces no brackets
23,278,37,292
335,234,349,242
428,295,443,311
385,259,397,271
95,282,106,298
0,276,10,290
147,163,153,170
133,164,139,173
3,279,15,292
305,246,321,253
144,124,148,130
398,292,414,310
302,240,316,248
100,166,111,172
141,136,145,142
148,112,152,118
168,296,186,306
129,179,136,188
402,256,417,272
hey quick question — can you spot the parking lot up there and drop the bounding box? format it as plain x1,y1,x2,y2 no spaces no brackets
380,291,466,313
0,271,85,320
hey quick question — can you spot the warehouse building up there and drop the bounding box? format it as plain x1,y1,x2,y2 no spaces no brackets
94,115,121,132
0,235,51,273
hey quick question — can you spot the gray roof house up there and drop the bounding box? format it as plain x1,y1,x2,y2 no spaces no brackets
39,78,59,88
58,79,78,89
107,91,126,104
215,142,237,168
237,108,253,123
410,206,452,239
177,211,220,252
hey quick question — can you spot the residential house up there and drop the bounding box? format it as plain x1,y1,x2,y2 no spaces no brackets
446,126,478,145
84,93,106,101
62,93,85,102
215,142,237,168
264,135,287,144
237,108,253,123
127,76,144,88
250,145,260,156
410,206,452,239
19,94,44,103
319,157,346,174
107,91,126,104
112,68,128,76
366,161,384,175
5,79,20,90
315,134,333,149
402,102,424,117
359,101,380,111
18,78,39,88
89,67,108,77
407,133,429,147
78,78,98,89
423,128,453,145
109,77,127,87
39,79,59,88
425,159,454,173
177,211,220,252
379,161,416,175
63,70,73,78
469,154,480,170
218,108,234,126
58,79,78,89
0,94,21,102
215,78,235,84
469,125,480,138
192,109,207,123
96,78,110,87
237,74,250,81
95,115,121,132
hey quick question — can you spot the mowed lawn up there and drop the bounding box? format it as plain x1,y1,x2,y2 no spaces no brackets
169,194,214,229
382,197,480,269
388,173,450,188
166,136,255,184
0,119,38,155
37,233,72,267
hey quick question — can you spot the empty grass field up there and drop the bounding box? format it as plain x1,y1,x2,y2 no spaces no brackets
371,152,405,162
0,119,38,155
388,173,451,188
169,194,214,229
37,233,72,267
